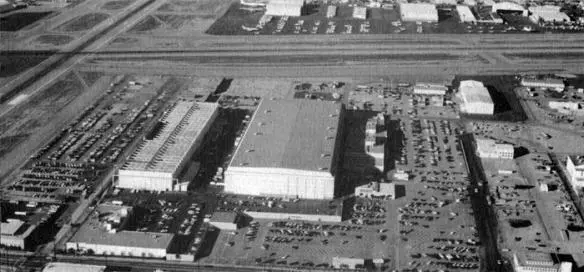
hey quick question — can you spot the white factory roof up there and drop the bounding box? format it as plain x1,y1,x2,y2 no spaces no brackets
492,2,525,12
400,3,439,21
457,5,477,22
1,219,25,236
43,263,106,272
413,82,448,95
529,5,570,21
476,138,513,152
229,99,342,173
122,101,217,174
458,80,493,104
269,0,303,4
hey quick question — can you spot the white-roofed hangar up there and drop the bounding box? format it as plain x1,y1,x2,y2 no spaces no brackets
457,80,494,115
400,3,439,22
117,101,218,191
224,99,345,200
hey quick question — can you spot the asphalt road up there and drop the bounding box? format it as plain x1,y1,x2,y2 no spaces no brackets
459,133,509,272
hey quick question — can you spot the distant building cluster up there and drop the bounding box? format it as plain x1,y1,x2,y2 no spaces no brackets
224,99,345,200
457,80,494,115
117,101,218,192
475,138,514,160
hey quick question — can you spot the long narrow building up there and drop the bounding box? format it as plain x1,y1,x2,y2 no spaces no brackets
224,99,345,200
117,101,218,191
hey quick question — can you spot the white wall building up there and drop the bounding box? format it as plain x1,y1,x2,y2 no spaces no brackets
0,219,35,250
326,5,337,18
457,80,494,115
457,5,477,22
521,78,565,91
225,99,344,200
118,101,218,192
475,138,514,159
400,3,439,22
549,101,580,111
529,5,570,22
353,6,367,19
266,0,304,16
567,155,584,188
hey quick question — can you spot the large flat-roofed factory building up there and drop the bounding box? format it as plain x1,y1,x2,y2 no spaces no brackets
266,0,304,17
399,3,439,22
117,101,218,191
456,80,494,115
224,99,345,200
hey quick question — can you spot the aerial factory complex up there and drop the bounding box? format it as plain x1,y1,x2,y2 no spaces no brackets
2,0,584,271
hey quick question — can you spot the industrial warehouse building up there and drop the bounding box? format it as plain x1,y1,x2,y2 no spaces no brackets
326,5,337,18
567,155,584,188
399,3,439,22
266,0,304,17
353,6,367,20
117,101,218,192
512,252,572,272
456,5,477,22
492,2,527,16
224,99,345,200
529,5,570,22
413,82,448,107
457,80,494,115
475,138,514,159
521,78,565,91
66,204,174,258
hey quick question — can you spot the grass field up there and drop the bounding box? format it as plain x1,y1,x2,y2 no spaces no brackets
55,13,110,32
101,0,134,10
34,34,74,46
128,15,162,32
157,0,231,14
0,12,53,32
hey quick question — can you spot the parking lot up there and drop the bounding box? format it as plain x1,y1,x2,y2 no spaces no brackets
2,75,188,203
